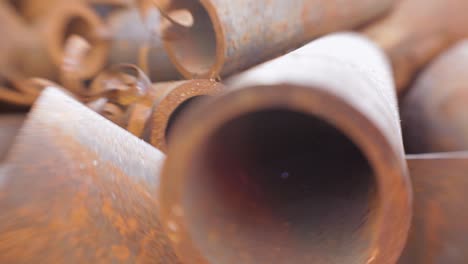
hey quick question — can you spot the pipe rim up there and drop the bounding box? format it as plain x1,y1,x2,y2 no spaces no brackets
160,84,412,264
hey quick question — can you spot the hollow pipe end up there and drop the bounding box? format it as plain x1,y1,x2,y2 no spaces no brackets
162,0,225,79
144,79,223,152
160,84,412,264
43,2,110,79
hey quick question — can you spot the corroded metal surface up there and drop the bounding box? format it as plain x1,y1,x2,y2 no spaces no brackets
143,79,224,152
5,0,109,80
42,1,110,80
159,0,395,78
89,64,223,152
0,75,60,106
0,88,180,263
401,40,468,153
160,33,411,264
399,153,468,264
107,8,180,81
364,0,468,94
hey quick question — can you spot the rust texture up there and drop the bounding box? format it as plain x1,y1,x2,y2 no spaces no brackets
88,64,223,151
3,0,109,81
0,87,180,263
107,7,180,81
399,153,468,264
160,33,411,264
401,40,468,153
363,0,468,94
158,0,395,78
143,79,224,152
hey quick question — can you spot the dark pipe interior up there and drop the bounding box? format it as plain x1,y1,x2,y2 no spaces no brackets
184,109,378,263
166,2,217,76
165,96,206,141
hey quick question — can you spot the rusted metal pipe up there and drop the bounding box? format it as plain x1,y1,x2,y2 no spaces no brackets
5,0,109,81
141,79,223,152
107,8,180,81
160,33,411,264
89,64,223,151
0,2,31,75
363,0,468,94
0,87,180,263
4,0,58,22
398,153,468,264
39,1,110,80
156,0,395,79
401,40,468,153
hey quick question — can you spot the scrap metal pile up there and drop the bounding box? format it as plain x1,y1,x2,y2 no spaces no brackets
0,0,468,263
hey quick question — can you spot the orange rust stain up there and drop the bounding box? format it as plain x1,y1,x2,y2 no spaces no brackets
71,206,89,226
112,244,131,261
115,215,127,235
127,218,139,233
101,198,115,219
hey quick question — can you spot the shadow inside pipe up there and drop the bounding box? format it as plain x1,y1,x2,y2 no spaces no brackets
185,109,378,263
165,96,207,141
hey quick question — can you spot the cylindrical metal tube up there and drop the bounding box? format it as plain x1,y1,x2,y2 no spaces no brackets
160,0,395,79
363,0,468,94
0,2,31,75
401,40,468,153
142,79,223,152
107,8,180,81
3,0,58,22
399,153,468,264
38,1,109,79
88,64,223,152
0,88,180,263
160,33,412,264
6,0,109,80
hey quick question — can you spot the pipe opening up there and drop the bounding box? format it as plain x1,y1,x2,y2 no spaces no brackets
165,3,217,77
62,17,99,70
165,96,207,141
184,109,378,263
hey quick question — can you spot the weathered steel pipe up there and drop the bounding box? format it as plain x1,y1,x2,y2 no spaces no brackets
40,1,109,79
363,0,468,94
0,87,180,263
5,0,58,21
88,64,223,152
0,2,30,75
160,33,411,264
6,0,109,80
142,79,224,152
398,153,468,264
157,0,395,79
401,40,468,153
107,8,180,81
